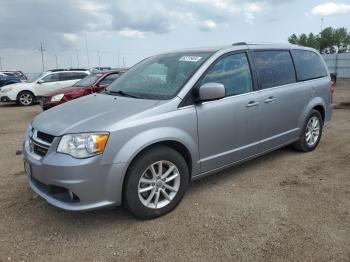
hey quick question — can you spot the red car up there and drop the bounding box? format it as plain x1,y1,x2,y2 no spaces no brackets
41,70,125,110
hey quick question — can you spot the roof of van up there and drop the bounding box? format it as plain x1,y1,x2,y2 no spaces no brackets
159,43,315,55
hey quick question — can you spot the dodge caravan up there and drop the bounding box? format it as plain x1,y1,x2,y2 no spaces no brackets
23,43,332,219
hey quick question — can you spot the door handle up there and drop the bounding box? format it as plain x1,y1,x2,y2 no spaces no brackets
246,101,259,108
264,96,276,103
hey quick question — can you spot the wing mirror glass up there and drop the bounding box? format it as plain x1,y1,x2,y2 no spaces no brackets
37,79,44,84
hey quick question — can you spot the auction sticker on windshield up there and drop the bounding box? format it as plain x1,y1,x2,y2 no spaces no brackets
179,56,202,62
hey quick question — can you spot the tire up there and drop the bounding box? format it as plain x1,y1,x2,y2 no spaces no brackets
17,91,34,106
293,110,323,152
123,146,189,219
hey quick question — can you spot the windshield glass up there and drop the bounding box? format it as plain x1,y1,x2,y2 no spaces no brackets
74,73,102,87
26,72,47,83
106,51,213,100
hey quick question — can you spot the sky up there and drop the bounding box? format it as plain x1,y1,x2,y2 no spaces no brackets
0,0,349,73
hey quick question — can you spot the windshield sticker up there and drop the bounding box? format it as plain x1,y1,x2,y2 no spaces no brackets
179,56,202,62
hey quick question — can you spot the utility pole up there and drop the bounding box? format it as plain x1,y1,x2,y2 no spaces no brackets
122,56,125,67
321,18,324,32
70,56,73,68
54,54,58,68
0,57,3,70
84,34,90,68
97,50,101,68
75,49,80,68
39,43,46,72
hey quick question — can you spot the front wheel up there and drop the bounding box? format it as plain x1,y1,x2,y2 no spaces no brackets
123,146,189,219
293,110,323,152
17,91,34,106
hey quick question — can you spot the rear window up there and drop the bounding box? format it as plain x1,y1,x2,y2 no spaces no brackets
291,50,328,81
253,50,296,89
59,72,88,81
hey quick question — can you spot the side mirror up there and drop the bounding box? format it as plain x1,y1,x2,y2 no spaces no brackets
37,80,44,84
198,82,225,102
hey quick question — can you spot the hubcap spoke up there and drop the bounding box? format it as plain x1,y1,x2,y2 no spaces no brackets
165,172,179,183
161,165,175,179
140,178,154,184
163,184,177,193
139,186,154,194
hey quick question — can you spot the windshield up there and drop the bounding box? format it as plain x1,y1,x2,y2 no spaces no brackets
26,72,47,83
74,73,102,87
106,51,213,100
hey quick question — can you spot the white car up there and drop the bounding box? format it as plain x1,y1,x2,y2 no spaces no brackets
0,70,90,106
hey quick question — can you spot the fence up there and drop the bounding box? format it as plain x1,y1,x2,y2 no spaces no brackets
322,53,350,79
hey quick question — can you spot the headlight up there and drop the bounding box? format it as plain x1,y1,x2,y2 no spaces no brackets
1,87,13,93
51,94,64,102
57,132,109,158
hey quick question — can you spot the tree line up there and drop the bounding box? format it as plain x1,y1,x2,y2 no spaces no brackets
288,27,350,54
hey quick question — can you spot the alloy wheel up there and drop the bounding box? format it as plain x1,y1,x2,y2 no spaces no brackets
138,160,180,209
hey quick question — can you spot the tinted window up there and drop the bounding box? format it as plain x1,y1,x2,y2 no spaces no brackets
199,52,253,97
291,50,327,81
253,51,296,89
72,72,88,79
41,73,59,83
59,72,87,81
99,73,120,85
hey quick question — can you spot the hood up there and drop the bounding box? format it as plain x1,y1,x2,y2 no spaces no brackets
32,93,161,136
44,85,90,97
4,82,33,89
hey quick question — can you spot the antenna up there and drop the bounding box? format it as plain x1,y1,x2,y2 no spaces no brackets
38,43,46,72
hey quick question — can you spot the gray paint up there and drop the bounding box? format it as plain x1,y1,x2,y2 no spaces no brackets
24,43,332,211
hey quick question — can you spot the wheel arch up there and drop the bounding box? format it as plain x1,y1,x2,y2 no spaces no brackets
16,89,35,100
298,97,326,130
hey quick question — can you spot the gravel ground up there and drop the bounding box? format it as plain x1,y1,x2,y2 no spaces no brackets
0,81,349,262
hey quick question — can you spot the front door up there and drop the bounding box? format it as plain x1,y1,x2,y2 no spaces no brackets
35,73,61,95
196,52,262,172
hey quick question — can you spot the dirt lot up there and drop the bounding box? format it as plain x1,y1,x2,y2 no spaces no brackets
0,81,349,262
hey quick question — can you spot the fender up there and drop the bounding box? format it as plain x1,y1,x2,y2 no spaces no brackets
297,96,326,134
109,126,199,173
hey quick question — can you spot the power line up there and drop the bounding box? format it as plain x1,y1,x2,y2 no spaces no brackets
75,49,80,68
38,43,46,72
84,34,90,68
54,54,58,68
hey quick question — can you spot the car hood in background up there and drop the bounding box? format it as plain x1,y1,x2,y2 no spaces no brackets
44,85,90,97
32,93,162,136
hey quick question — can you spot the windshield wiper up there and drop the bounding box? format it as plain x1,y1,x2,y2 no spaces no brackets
105,90,141,99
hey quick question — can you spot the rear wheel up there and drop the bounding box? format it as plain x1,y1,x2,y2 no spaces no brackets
17,91,34,106
123,146,189,219
293,110,323,152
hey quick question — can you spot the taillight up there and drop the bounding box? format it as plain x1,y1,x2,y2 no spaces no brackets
330,80,334,102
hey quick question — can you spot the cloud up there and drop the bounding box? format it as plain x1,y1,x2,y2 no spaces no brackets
118,28,146,38
197,20,218,31
310,2,350,16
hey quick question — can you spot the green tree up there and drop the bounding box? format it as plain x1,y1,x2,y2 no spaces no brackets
288,26,350,52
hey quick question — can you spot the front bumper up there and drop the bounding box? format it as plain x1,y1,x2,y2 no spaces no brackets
23,135,127,211
0,96,15,103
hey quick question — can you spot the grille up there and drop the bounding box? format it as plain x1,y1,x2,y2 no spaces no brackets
30,129,54,158
37,131,54,143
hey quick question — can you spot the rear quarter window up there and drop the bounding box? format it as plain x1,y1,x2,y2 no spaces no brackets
253,50,296,89
291,50,328,81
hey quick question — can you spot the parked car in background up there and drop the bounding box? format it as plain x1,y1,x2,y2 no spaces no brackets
0,73,21,90
0,69,89,106
23,43,332,219
41,70,125,110
0,70,27,81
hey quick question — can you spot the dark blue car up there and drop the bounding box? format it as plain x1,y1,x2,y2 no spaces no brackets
0,73,21,90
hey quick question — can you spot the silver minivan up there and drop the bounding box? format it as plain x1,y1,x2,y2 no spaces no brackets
23,43,332,218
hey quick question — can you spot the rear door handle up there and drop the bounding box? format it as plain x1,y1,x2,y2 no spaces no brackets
264,96,276,103
246,101,259,108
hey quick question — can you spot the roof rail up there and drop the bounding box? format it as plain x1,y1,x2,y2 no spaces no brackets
232,42,274,46
48,68,88,72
